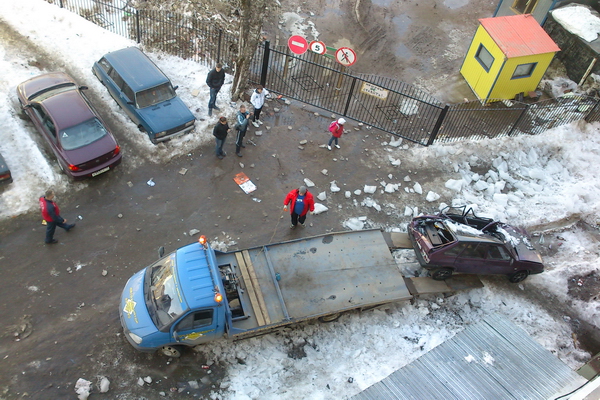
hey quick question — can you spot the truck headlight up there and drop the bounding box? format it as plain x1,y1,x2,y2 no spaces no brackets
128,332,143,344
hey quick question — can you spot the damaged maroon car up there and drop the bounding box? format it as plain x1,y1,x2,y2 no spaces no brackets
408,206,544,283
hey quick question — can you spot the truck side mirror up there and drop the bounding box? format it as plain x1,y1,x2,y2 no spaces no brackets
173,85,179,91
158,246,165,258
173,330,180,342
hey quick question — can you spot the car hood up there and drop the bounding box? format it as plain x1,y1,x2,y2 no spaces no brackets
63,134,118,165
137,97,195,132
500,225,543,264
120,269,157,338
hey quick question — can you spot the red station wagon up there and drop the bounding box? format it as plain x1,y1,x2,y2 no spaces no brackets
408,206,544,283
17,72,122,180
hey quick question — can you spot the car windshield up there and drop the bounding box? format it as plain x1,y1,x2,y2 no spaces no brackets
59,118,107,150
145,254,187,330
135,83,176,108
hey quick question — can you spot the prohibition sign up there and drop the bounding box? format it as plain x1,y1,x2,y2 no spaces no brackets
288,35,308,55
309,41,327,55
335,47,357,67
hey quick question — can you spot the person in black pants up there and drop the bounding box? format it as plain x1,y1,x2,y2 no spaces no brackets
39,189,75,244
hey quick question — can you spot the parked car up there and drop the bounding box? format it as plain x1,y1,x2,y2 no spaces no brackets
92,47,196,144
408,206,544,283
17,72,122,180
0,152,12,184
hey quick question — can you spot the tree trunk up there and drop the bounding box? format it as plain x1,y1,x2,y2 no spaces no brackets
230,0,267,101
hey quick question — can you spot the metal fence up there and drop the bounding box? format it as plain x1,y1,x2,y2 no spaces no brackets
48,0,238,69
250,42,600,145
46,0,600,145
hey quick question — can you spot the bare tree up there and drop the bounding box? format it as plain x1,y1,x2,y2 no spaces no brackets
230,0,272,101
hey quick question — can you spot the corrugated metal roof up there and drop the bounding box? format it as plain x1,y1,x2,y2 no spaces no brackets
351,313,586,400
479,14,561,57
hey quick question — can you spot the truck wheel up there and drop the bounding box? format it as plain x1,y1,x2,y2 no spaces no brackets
431,268,453,281
318,313,341,323
508,270,529,283
159,345,182,358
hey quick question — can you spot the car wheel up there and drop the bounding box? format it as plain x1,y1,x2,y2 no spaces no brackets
137,124,146,132
431,268,453,281
509,270,529,283
159,345,183,358
318,313,341,323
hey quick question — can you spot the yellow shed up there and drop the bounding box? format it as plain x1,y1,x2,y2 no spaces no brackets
460,14,560,103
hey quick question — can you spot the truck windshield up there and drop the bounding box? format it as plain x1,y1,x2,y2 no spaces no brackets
144,254,187,330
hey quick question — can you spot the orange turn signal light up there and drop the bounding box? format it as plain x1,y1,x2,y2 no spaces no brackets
214,293,223,303
199,235,207,245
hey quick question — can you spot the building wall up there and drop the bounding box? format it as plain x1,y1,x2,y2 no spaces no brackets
488,52,556,99
460,26,506,100
494,0,556,24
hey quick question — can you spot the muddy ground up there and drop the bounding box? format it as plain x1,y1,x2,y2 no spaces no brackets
1,0,599,399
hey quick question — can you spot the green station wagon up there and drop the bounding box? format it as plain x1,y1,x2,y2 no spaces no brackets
92,47,196,144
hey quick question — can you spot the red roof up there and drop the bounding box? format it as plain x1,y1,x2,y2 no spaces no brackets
479,14,560,57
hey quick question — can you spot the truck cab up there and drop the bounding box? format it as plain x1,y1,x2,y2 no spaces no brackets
120,237,229,356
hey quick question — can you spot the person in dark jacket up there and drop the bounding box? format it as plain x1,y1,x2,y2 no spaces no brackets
213,116,230,159
206,63,225,116
235,105,252,157
39,189,75,244
283,186,315,229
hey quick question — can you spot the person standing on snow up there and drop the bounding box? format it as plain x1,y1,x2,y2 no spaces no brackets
250,85,269,127
235,104,252,157
327,118,346,151
283,186,315,229
206,63,225,116
39,189,75,244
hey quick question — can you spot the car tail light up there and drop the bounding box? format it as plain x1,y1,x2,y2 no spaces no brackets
68,164,81,172
113,145,121,156
0,172,10,180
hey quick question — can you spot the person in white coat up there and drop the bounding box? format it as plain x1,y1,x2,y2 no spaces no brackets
250,85,269,127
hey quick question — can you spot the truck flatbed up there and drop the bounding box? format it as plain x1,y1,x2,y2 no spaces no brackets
215,229,413,334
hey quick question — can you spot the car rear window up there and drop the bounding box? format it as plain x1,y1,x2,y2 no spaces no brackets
59,118,108,150
135,83,176,108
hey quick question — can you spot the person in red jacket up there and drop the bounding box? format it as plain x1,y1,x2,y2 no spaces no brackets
327,117,346,151
39,189,75,244
283,186,315,229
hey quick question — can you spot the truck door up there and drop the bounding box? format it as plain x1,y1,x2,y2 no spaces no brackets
172,308,220,346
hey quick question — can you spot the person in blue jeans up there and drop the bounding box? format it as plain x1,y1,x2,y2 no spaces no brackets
206,63,225,116
213,116,230,159
235,105,252,157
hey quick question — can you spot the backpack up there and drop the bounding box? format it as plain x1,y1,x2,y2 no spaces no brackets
328,121,338,133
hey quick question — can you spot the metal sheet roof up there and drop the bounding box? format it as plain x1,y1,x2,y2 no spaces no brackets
479,14,561,57
351,313,586,400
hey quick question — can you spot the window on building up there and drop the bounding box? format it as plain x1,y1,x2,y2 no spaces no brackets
511,62,537,79
512,0,539,14
475,44,494,72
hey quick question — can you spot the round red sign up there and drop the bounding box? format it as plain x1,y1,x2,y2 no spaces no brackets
288,35,308,55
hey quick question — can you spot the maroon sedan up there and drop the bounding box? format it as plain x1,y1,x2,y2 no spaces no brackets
17,72,121,180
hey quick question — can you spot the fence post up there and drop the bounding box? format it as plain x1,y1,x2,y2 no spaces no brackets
260,41,270,87
59,0,64,7
507,104,529,136
135,10,141,43
217,29,223,63
426,105,450,146
343,77,357,116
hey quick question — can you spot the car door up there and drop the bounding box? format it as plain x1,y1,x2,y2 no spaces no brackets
29,104,63,164
106,68,140,126
481,244,515,275
452,242,487,274
171,308,220,346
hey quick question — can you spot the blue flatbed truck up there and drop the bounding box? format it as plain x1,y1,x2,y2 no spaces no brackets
119,229,481,357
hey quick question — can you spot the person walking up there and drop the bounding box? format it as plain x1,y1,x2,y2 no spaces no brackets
213,116,230,159
206,63,225,116
283,186,315,229
327,118,346,151
39,189,75,244
235,105,252,157
250,85,269,127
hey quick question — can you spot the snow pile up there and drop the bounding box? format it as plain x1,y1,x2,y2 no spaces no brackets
552,4,600,42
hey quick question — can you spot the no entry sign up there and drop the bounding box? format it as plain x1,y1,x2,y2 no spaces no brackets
288,35,308,55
